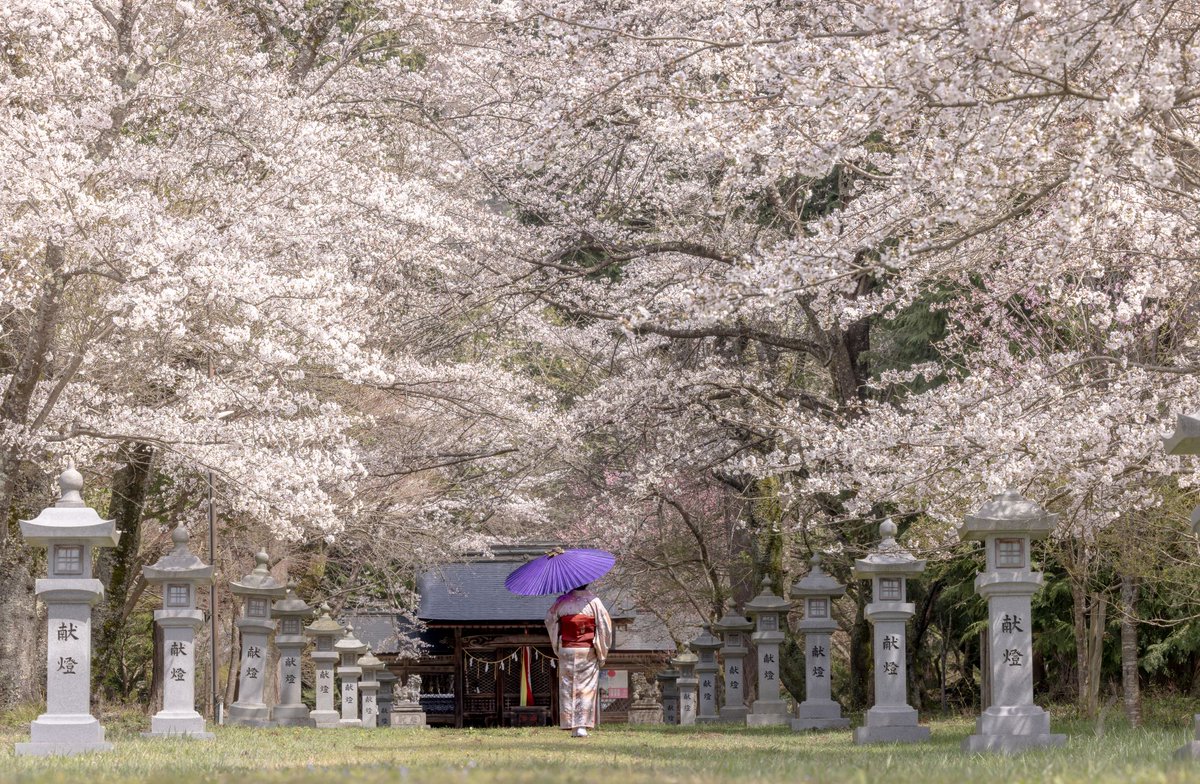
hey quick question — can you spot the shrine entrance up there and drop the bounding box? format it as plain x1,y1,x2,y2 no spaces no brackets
462,642,557,726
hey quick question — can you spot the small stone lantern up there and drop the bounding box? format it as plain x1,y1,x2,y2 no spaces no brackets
744,577,790,726
227,551,286,726
142,526,215,739
377,669,396,727
1166,412,1200,758
961,490,1066,753
15,466,120,757
712,604,754,722
271,581,314,727
672,650,699,726
789,553,849,731
852,519,930,745
656,667,680,725
304,603,345,728
359,649,384,728
335,625,369,727
690,626,722,724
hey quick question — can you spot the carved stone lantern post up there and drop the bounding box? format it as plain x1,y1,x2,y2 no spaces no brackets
690,626,723,724
377,669,396,727
656,667,680,725
789,553,849,731
142,526,215,739
712,605,753,722
1163,410,1200,758
227,551,286,726
271,581,314,727
15,466,120,757
852,519,930,744
673,650,699,726
304,604,344,728
961,490,1066,752
359,649,384,728
744,577,790,726
336,626,369,727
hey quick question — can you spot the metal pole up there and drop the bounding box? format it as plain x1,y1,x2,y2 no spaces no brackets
208,469,218,721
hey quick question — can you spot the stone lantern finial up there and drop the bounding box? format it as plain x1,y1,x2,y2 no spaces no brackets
253,551,270,572
880,518,898,546
57,466,85,508
170,525,190,553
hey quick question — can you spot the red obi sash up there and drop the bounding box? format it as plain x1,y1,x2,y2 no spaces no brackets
559,614,595,648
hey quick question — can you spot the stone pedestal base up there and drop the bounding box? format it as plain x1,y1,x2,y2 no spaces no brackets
746,701,790,727
310,710,341,729
629,704,664,724
719,706,748,722
145,711,214,739
854,706,930,745
792,699,849,731
962,705,1064,753
16,715,113,757
389,705,428,728
226,704,273,727
271,705,315,727
1178,716,1200,759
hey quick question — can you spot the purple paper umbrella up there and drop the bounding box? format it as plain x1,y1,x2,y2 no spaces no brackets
504,547,616,596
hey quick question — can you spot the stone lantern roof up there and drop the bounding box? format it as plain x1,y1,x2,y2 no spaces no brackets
712,603,753,634
335,625,368,655
305,603,345,637
273,581,314,618
689,625,722,653
670,650,698,670
743,577,790,615
961,490,1057,541
1165,411,1200,455
230,551,286,598
20,467,120,546
143,526,213,585
853,520,925,577
789,553,846,598
359,649,384,672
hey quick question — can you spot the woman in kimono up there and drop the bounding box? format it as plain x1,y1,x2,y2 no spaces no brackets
545,583,613,737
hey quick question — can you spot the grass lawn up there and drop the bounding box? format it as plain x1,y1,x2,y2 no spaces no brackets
3,717,1200,783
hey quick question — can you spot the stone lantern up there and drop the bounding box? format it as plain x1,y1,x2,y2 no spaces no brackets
15,466,120,757
335,625,369,727
271,581,314,727
656,667,680,725
359,649,384,728
142,525,215,739
1166,412,1200,758
376,669,396,727
689,626,722,724
788,553,849,731
672,650,699,726
227,551,286,726
304,603,344,728
712,604,753,722
960,490,1066,753
852,519,929,745
744,577,790,726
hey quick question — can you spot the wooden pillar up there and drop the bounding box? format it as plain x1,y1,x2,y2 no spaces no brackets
454,627,464,729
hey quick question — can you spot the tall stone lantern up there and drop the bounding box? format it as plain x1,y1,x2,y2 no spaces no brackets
359,649,384,728
712,605,753,722
336,626,369,727
16,466,120,757
673,650,699,726
852,519,930,745
789,553,849,731
1164,411,1200,758
961,490,1066,753
304,604,345,728
271,581,314,727
744,577,790,726
142,526,215,739
690,626,722,724
656,667,680,725
227,551,286,726
376,669,397,727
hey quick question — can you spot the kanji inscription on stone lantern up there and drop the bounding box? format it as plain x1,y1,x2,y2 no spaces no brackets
227,551,286,726
961,490,1066,753
712,604,754,722
852,519,930,745
336,625,369,727
690,626,723,724
672,650,699,726
142,525,215,739
15,466,120,757
304,603,345,728
1164,412,1200,759
271,581,314,727
358,649,384,728
789,553,849,731
744,577,791,726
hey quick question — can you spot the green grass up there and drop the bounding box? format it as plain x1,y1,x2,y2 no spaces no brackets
3,718,1200,783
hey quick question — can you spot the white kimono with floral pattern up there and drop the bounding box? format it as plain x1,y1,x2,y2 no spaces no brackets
545,588,613,729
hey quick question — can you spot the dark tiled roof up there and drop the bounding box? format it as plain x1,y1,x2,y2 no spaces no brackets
416,560,559,622
614,610,676,652
339,612,420,655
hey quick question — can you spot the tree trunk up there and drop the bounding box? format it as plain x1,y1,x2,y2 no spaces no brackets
1119,575,1141,727
1085,592,1107,718
1070,575,1089,714
0,543,39,709
847,585,871,710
